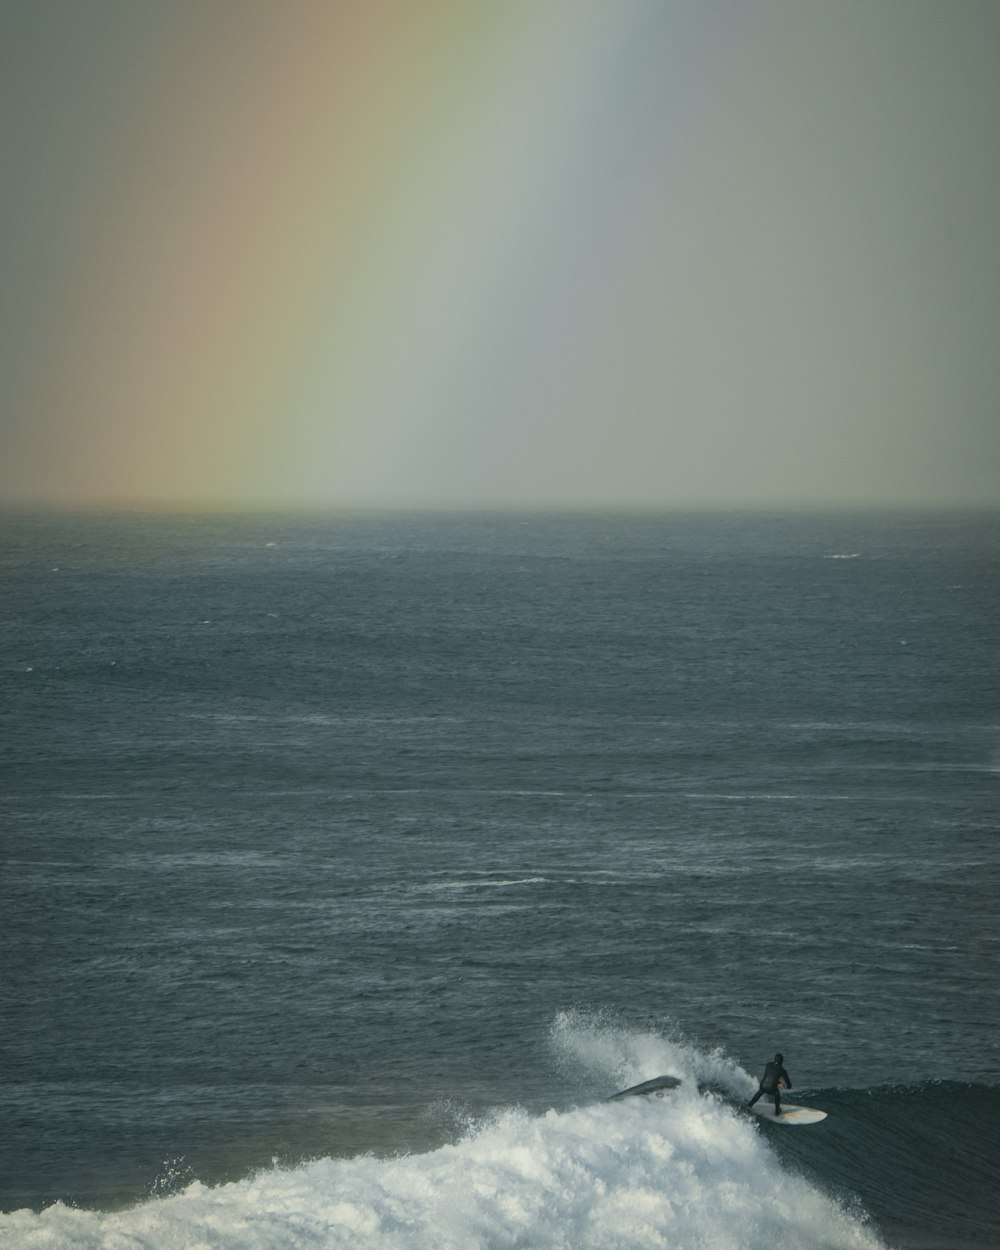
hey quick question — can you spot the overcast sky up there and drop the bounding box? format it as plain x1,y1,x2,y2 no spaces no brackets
2,0,998,510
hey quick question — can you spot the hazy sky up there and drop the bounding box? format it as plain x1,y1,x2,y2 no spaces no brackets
2,0,998,509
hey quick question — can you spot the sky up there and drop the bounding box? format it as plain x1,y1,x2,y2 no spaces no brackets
1,0,998,511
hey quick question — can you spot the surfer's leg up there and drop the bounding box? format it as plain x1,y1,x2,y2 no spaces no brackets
747,1089,762,1108
773,1089,782,1116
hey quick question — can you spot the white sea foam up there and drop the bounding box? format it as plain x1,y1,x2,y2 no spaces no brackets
429,877,549,890
1,1018,884,1250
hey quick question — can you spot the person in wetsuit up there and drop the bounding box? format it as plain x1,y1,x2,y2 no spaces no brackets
748,1053,791,1116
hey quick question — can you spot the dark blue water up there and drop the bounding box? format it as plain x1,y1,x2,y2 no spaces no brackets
1,510,997,1249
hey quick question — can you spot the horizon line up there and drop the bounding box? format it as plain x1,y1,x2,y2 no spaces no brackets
2,497,999,518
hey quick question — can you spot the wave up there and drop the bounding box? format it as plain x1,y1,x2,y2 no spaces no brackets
770,1080,1000,1250
2,1015,995,1249
0,1105,882,1250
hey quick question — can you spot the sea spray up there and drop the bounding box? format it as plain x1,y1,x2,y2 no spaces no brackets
549,1008,757,1100
2,1080,883,1249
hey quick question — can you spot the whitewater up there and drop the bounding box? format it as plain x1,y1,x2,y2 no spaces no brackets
0,1020,883,1250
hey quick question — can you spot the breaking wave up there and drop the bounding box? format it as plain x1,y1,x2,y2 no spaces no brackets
1,1014,888,1249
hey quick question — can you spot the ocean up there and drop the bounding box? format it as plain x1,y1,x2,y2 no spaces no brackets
1,508,997,1250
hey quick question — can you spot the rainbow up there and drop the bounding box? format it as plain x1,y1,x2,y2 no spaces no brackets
33,2,747,508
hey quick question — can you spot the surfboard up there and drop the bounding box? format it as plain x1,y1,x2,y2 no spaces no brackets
750,1099,827,1125
607,1074,682,1101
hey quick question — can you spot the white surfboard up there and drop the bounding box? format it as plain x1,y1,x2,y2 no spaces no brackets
750,1100,827,1125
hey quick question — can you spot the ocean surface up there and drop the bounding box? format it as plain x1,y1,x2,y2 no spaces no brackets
1,508,997,1250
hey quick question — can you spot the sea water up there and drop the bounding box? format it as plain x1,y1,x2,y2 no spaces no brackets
1,510,997,1249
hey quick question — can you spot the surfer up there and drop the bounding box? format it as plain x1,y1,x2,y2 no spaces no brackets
748,1053,791,1116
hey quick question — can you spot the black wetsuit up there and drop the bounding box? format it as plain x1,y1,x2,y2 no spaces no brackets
748,1060,791,1114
